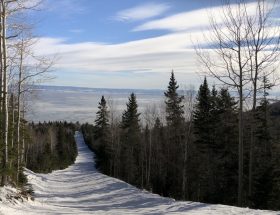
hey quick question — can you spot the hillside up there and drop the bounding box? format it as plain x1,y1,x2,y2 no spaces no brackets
0,132,278,215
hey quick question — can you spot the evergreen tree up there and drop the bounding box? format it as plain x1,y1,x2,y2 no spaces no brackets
209,85,219,152
215,88,238,204
121,93,141,130
252,96,273,209
268,85,280,211
94,96,111,173
94,96,109,139
164,71,185,198
217,88,237,113
193,78,219,202
215,87,237,157
193,77,212,153
120,93,141,184
164,71,184,127
270,134,280,210
251,78,273,209
150,117,167,195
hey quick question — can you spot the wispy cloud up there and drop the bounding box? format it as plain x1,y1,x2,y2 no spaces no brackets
32,26,280,88
133,9,210,32
114,2,170,22
32,32,198,76
133,2,264,32
31,33,202,89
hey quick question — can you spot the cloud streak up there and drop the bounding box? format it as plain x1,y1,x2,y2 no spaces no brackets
33,30,201,76
133,2,266,32
114,2,170,22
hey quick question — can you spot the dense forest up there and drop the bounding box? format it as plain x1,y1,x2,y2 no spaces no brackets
26,122,78,173
0,120,78,187
82,72,280,211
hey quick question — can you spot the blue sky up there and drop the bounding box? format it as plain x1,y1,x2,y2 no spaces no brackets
36,0,223,43
31,0,280,89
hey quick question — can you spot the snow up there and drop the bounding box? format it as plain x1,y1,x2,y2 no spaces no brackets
0,131,279,214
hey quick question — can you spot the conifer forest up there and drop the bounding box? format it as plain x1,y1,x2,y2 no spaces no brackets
82,72,280,211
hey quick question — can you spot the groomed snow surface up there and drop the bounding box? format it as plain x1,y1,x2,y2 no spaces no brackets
0,132,279,215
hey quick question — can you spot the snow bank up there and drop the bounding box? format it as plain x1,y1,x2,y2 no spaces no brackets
0,131,278,214
0,186,21,204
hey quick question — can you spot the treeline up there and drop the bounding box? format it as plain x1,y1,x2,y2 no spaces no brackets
0,1,51,187
82,72,280,211
25,122,78,173
0,119,78,186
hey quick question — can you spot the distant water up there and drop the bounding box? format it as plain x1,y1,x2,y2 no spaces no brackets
26,85,166,123
26,85,280,124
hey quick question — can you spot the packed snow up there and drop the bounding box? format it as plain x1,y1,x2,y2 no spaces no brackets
0,131,279,214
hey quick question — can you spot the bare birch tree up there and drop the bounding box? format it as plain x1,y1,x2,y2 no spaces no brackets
14,34,52,182
0,0,45,185
1,0,11,185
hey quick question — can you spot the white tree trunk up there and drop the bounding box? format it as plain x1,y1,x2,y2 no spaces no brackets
2,1,9,185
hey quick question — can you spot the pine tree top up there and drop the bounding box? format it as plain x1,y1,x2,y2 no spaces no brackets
195,77,210,111
218,88,237,111
100,95,106,106
121,93,141,129
94,95,109,130
164,71,184,126
164,71,180,98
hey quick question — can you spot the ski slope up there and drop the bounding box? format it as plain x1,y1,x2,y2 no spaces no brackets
0,131,278,215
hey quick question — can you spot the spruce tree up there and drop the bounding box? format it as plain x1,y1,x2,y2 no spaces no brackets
209,85,219,151
164,71,185,198
94,96,111,173
151,117,166,195
121,93,140,130
252,79,273,209
193,77,211,153
270,135,280,210
193,78,218,202
252,96,272,209
164,71,184,127
120,93,141,184
95,96,109,139
215,87,237,156
217,88,237,113
215,88,238,204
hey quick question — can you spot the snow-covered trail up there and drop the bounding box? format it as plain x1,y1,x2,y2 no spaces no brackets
0,131,278,215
